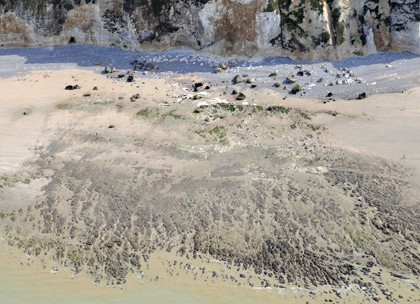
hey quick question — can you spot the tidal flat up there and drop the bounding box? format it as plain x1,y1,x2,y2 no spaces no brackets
0,47,419,303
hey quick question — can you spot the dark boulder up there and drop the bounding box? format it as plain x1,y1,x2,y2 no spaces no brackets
232,75,243,84
236,93,246,100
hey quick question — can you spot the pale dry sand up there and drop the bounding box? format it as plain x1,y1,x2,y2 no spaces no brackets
0,69,419,303
242,86,420,188
0,69,170,173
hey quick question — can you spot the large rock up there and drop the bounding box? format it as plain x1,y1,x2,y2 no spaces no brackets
0,0,419,59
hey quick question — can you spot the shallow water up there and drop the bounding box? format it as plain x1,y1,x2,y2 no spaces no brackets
0,243,256,304
0,264,220,304
0,45,419,76
0,283,214,304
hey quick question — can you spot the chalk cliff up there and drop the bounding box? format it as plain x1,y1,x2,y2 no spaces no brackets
0,0,419,59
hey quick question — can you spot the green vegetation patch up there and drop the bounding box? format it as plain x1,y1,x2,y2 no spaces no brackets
195,126,228,145
136,108,153,118
56,103,72,110
216,103,236,112
325,110,338,117
252,105,264,112
306,123,322,132
162,110,183,120
296,109,311,120
272,106,291,114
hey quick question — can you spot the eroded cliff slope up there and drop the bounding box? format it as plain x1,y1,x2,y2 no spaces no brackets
0,0,420,59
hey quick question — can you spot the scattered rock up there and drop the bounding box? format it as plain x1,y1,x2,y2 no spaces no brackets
390,272,409,280
372,217,383,229
132,60,144,71
231,90,238,95
232,75,243,84
326,92,333,97
108,125,115,129
83,92,91,97
93,86,98,91
65,85,80,90
214,67,223,73
144,63,155,71
286,77,297,84
198,102,209,108
130,93,140,102
127,75,134,83
358,92,367,99
291,85,302,94
236,93,246,100
193,82,203,91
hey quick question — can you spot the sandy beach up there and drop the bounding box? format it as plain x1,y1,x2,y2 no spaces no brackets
0,47,419,303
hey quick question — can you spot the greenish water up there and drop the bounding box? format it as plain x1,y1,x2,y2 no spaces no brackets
0,244,259,304
0,260,254,304
0,282,219,304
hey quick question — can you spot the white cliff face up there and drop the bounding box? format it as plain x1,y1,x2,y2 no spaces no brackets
62,4,103,45
0,13,35,47
198,1,219,48
0,0,419,59
392,18,420,53
255,12,281,55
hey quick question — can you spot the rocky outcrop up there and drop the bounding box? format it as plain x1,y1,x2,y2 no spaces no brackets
0,0,419,59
